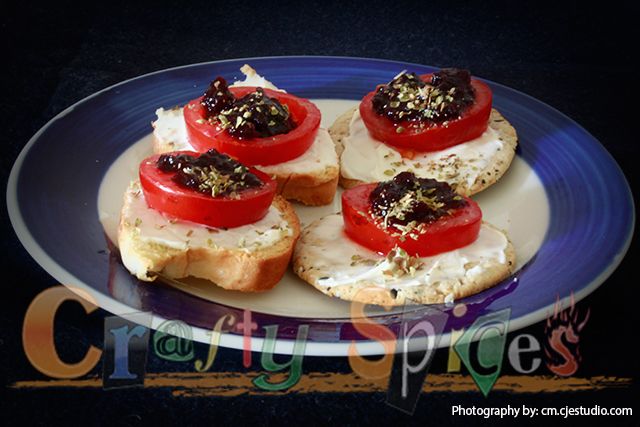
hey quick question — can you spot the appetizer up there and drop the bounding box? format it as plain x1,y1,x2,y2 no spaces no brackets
118,149,300,291
293,172,515,305
329,68,518,196
152,65,339,206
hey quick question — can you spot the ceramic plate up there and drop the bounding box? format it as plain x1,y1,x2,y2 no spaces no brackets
7,57,634,355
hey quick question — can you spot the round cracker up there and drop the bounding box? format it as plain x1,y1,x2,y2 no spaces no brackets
293,215,516,306
328,107,518,196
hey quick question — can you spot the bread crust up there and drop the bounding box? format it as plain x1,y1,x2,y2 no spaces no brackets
118,194,300,292
293,217,515,306
273,167,339,206
328,107,518,196
152,114,339,206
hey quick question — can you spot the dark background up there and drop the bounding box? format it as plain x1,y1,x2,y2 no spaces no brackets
1,0,638,425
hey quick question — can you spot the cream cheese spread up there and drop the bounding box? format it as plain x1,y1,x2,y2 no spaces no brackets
298,214,508,289
121,181,292,253
340,109,504,187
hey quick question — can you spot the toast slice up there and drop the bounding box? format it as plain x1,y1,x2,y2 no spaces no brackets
151,65,339,206
293,214,515,306
118,181,300,292
329,107,518,196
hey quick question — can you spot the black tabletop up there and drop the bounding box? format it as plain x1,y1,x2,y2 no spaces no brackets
2,1,638,425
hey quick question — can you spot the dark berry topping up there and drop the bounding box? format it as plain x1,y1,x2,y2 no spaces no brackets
157,149,263,197
200,77,295,139
372,68,476,126
369,171,467,231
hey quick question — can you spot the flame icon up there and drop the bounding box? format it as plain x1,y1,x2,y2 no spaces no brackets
544,293,590,377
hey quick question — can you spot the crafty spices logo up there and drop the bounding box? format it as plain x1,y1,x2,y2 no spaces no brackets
13,285,625,415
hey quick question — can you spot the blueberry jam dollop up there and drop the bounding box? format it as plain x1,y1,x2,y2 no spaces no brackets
201,77,235,117
369,171,467,230
200,77,295,139
371,68,476,125
157,149,263,197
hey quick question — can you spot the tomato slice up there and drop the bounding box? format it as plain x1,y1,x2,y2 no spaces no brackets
359,74,492,153
341,183,482,257
184,87,321,166
139,151,277,228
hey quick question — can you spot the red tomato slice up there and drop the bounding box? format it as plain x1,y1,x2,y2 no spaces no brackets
359,74,492,153
183,87,321,166
341,183,482,257
139,151,277,228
